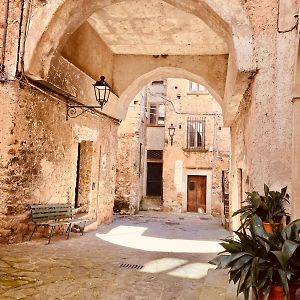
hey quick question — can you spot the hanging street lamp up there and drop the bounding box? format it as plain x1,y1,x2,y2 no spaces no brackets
168,123,176,146
93,76,111,110
66,75,111,119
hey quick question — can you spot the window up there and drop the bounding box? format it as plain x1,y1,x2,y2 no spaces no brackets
152,80,164,85
158,104,165,125
149,104,157,125
147,150,163,161
189,81,209,94
187,117,206,149
148,103,165,126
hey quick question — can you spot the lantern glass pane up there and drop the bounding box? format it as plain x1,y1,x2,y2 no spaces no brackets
169,127,175,136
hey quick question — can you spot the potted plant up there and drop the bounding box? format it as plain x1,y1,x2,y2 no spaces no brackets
232,185,290,233
209,215,300,299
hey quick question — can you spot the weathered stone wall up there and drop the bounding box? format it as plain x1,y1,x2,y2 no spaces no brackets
162,78,231,216
230,0,299,229
0,81,118,243
114,93,146,214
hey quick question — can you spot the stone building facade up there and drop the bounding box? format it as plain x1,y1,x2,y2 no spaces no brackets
163,79,230,217
114,92,147,214
0,0,300,242
115,79,230,219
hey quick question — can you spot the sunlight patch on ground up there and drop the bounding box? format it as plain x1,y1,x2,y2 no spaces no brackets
168,262,216,279
140,258,216,280
96,225,223,253
141,258,187,273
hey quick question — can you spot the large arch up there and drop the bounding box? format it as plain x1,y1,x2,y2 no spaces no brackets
22,0,255,233
117,66,225,120
24,0,254,81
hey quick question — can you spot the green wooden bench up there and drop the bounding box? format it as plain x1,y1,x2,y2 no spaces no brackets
29,204,88,244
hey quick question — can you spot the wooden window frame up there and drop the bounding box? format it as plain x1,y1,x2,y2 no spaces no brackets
148,103,165,127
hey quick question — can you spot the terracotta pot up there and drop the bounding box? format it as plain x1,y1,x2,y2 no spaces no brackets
262,222,281,234
290,283,300,300
258,284,300,300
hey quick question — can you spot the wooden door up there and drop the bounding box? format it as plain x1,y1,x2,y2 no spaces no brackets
187,175,207,212
147,163,163,196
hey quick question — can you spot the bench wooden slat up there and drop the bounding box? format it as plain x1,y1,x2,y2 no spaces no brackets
31,204,72,209
32,209,74,215
33,213,74,220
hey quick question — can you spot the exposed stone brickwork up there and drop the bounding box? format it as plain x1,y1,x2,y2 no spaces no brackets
0,81,118,243
114,94,146,214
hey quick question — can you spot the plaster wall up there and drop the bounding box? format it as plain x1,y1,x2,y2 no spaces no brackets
147,128,165,150
229,0,299,229
61,21,114,83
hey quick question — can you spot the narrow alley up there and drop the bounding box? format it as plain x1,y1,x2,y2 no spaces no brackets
0,212,233,300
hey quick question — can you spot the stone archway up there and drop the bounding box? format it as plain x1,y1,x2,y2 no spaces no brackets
118,66,225,120
24,0,254,82
22,0,255,232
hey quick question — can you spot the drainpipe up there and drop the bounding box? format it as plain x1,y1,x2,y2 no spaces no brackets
15,0,25,78
212,115,217,158
96,145,102,223
20,0,33,75
0,0,10,80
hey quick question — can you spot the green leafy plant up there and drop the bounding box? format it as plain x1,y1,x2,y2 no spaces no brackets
232,185,290,228
209,215,300,299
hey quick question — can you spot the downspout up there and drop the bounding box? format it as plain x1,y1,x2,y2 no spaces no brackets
0,0,10,80
96,145,102,223
15,0,25,77
20,0,33,75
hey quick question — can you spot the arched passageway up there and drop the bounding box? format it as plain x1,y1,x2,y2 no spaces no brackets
20,0,253,232
115,77,231,227
0,0,298,244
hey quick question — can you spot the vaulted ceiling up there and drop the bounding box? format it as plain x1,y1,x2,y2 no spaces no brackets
88,0,228,55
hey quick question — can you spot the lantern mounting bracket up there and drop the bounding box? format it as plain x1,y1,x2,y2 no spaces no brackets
66,75,111,120
66,104,105,120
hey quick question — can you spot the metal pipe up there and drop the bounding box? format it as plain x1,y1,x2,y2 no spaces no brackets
15,0,25,77
20,0,33,74
1,0,10,72
96,145,102,224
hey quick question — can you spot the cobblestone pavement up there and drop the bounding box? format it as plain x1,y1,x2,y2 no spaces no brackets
0,212,230,300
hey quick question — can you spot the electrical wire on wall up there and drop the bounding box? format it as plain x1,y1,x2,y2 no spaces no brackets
145,87,222,116
126,88,223,118
126,85,231,159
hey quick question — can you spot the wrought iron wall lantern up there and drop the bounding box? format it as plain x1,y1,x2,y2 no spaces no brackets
66,75,111,119
168,123,176,146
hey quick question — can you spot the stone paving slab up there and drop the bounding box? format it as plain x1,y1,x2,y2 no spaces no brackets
0,212,232,300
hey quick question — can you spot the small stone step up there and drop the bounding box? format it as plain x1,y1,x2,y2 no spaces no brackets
140,196,162,211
